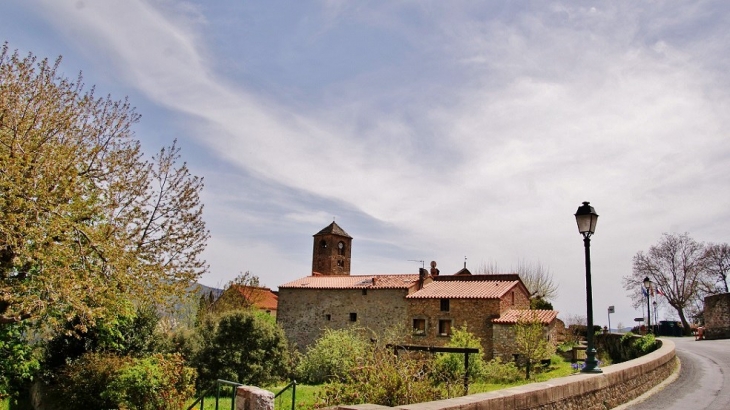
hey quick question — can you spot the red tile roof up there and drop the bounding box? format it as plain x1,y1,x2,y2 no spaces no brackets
231,285,279,310
279,274,420,289
406,280,520,299
491,309,558,325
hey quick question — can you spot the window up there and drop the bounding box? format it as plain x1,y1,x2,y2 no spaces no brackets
338,241,346,255
362,288,367,295
440,298,450,312
319,239,327,249
412,318,426,335
350,313,357,322
325,314,331,321
438,319,452,336
511,291,515,305
337,260,344,267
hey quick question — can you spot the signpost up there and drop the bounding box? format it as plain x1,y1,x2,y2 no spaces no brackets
607,306,615,333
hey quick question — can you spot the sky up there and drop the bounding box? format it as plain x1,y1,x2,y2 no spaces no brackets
2,1,729,330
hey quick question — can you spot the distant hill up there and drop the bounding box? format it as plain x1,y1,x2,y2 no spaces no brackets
189,283,224,299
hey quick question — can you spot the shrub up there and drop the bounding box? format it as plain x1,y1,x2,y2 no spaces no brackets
296,327,370,384
54,353,195,410
0,322,40,399
314,344,442,408
195,310,289,388
432,324,487,384
104,354,196,410
55,353,131,409
44,305,161,374
481,358,523,384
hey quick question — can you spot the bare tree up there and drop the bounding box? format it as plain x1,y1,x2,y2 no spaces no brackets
476,259,558,302
704,243,730,293
623,233,707,335
515,260,559,301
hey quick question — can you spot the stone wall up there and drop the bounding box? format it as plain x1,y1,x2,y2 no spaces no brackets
277,288,409,349
704,293,730,340
337,338,677,410
407,298,501,357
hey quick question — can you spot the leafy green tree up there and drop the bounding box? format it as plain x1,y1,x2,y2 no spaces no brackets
0,44,209,331
44,304,161,373
433,324,487,384
54,353,195,410
296,327,369,384
195,310,289,387
0,322,40,399
514,312,556,379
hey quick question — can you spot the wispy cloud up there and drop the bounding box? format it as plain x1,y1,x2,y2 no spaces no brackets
16,0,730,325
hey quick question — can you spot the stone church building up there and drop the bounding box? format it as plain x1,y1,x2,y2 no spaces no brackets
276,222,559,360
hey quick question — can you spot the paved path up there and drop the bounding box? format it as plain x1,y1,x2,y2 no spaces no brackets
623,337,730,410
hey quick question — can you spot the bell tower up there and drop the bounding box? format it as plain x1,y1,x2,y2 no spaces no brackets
312,221,352,275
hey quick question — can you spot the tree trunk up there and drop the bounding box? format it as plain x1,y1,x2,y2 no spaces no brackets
676,307,692,335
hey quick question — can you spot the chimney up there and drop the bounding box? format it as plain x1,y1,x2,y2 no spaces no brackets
418,268,428,290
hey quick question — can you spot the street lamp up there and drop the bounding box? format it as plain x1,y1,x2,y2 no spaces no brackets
644,277,652,334
575,201,602,373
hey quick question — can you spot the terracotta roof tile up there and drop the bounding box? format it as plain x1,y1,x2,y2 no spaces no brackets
406,280,519,299
231,285,278,310
279,274,419,289
491,309,558,325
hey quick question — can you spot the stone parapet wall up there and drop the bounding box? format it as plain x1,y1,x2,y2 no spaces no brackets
704,293,730,340
338,338,677,410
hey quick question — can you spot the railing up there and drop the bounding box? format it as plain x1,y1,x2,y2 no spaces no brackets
274,380,297,410
187,379,243,410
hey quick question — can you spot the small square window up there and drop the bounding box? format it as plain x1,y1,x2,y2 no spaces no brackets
350,313,357,322
440,298,450,312
325,314,331,321
362,289,368,296
412,319,426,335
438,319,452,336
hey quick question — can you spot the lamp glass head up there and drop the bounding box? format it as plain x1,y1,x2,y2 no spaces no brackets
574,201,599,235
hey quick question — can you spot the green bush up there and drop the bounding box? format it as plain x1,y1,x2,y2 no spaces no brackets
44,305,161,374
55,353,130,409
432,324,487,383
296,327,370,384
195,310,289,388
0,322,40,399
104,354,196,410
314,344,442,407
481,358,523,384
54,353,195,410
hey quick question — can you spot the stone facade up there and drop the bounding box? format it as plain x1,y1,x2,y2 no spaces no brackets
277,287,409,349
704,293,730,339
407,298,502,356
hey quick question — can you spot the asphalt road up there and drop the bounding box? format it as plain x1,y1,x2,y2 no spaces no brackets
623,336,730,410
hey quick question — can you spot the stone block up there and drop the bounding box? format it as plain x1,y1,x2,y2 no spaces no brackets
236,386,274,410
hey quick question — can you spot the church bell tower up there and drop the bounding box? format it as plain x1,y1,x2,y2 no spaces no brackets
312,221,352,275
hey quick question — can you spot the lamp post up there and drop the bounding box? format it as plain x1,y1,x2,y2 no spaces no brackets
574,201,602,373
653,300,658,334
643,277,652,334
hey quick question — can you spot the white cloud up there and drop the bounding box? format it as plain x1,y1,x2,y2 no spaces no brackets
17,0,730,327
